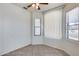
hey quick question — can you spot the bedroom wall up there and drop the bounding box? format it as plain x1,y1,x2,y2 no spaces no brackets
0,4,31,55
0,9,3,55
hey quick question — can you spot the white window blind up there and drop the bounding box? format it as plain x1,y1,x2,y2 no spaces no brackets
44,8,62,39
34,18,41,36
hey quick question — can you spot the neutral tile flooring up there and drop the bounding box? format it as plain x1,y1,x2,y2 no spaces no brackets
3,45,70,56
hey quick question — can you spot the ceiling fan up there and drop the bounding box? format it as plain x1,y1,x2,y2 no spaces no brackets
23,3,48,10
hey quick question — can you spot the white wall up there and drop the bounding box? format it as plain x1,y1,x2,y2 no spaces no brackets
0,10,3,55
0,4,31,55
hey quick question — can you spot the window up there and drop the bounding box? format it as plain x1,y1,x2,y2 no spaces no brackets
34,18,41,36
66,7,79,41
44,8,62,39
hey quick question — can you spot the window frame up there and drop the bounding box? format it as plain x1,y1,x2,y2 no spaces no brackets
66,7,79,41
34,18,41,36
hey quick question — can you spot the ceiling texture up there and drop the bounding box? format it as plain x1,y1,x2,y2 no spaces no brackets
14,3,64,12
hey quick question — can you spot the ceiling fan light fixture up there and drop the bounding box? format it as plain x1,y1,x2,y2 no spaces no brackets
24,3,48,10
32,4,35,7
36,6,38,9
36,3,40,10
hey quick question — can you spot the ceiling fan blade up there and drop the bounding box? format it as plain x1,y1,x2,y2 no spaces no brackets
27,4,33,8
23,7,27,9
40,3,48,5
23,4,33,9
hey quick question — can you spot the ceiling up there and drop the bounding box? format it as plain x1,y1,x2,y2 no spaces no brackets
14,3,64,12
